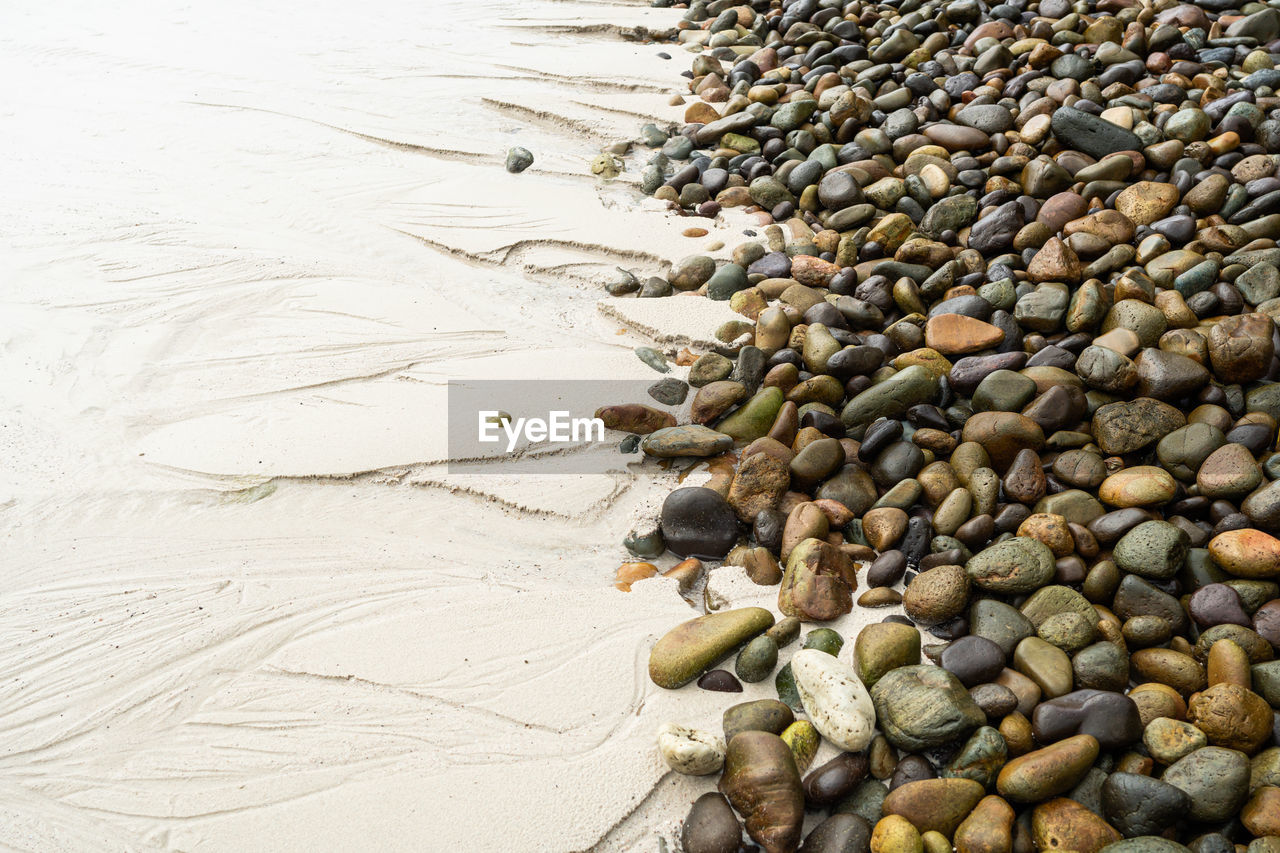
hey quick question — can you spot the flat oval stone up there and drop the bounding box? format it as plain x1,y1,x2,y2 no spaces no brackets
1098,466,1177,508
1209,529,1280,578
1013,636,1074,699
723,699,795,742
649,607,775,688
996,734,1100,803
882,778,986,836
1051,106,1142,159
804,751,870,807
642,424,735,458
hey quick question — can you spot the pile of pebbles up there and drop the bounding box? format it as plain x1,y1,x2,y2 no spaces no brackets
605,0,1280,849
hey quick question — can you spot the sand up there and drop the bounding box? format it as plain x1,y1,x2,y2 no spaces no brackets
1,0,898,850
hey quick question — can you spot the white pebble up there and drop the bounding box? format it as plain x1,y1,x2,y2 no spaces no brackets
791,648,876,751
657,723,725,775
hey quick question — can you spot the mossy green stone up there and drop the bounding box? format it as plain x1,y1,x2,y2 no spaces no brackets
706,263,750,301
803,627,844,656
776,661,803,711
649,607,775,688
736,635,780,683
717,387,785,442
723,699,795,742
943,726,1008,788
1033,490,1105,525
854,621,922,688
1114,520,1189,579
841,365,939,428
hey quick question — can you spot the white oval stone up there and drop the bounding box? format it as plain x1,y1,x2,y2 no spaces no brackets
657,723,725,775
791,648,876,751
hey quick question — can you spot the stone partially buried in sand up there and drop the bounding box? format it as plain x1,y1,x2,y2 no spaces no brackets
660,487,740,559
648,607,775,689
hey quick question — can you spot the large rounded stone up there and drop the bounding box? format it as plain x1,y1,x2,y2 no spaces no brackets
661,487,740,558
1161,746,1250,822
1209,529,1280,578
792,649,877,752
854,622,922,688
1114,521,1189,580
966,537,1056,593
882,778,985,837
1092,399,1186,455
1101,773,1192,839
720,731,805,853
871,665,987,751
961,412,1045,470
682,793,742,853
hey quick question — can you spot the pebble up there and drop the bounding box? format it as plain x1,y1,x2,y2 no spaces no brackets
1161,746,1251,822
648,607,773,689
681,793,741,853
871,665,986,751
504,146,533,173
996,734,1100,803
791,649,877,752
719,731,804,853
657,723,726,775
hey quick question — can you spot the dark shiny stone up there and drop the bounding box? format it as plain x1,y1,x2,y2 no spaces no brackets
828,346,885,378
867,550,908,587
1087,508,1152,545
940,635,1006,686
948,352,1029,395
754,508,786,553
661,487,739,559
697,669,743,692
889,754,936,790
1031,689,1143,750
804,752,871,806
1101,772,1193,839
1025,345,1076,370
859,418,904,462
901,516,934,568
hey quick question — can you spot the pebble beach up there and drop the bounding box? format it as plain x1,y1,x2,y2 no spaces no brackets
10,0,1280,849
